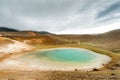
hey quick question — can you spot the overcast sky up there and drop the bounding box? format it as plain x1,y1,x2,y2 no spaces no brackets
0,0,120,34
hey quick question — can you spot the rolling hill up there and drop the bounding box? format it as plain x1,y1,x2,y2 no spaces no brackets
56,29,120,52
0,27,119,52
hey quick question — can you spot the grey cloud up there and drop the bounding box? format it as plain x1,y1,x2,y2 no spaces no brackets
0,0,83,31
96,1,120,19
80,0,96,12
97,16,120,24
0,0,120,33
0,0,76,17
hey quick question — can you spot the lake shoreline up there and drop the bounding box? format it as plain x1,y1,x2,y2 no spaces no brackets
0,44,114,71
0,44,120,80
13,47,111,71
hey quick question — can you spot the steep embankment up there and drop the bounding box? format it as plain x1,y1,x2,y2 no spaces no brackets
0,37,34,59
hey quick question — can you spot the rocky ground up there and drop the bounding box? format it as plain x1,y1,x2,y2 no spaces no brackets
0,70,120,80
0,29,120,80
0,44,120,80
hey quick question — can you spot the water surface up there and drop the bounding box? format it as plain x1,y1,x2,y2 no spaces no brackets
35,48,96,63
16,48,111,71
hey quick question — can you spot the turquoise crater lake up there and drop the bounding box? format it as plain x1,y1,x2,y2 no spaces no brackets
17,48,111,71
36,48,96,63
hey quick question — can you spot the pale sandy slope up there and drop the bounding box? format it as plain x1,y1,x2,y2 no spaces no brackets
0,37,35,70
0,37,34,55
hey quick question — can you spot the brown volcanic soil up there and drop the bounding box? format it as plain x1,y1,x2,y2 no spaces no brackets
0,29,120,80
0,30,68,45
9,35,68,45
0,37,14,46
0,70,120,80
56,29,120,52
2,29,119,52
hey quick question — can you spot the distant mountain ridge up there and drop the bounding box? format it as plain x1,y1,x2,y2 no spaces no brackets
0,27,52,35
38,31,53,35
0,27,19,32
